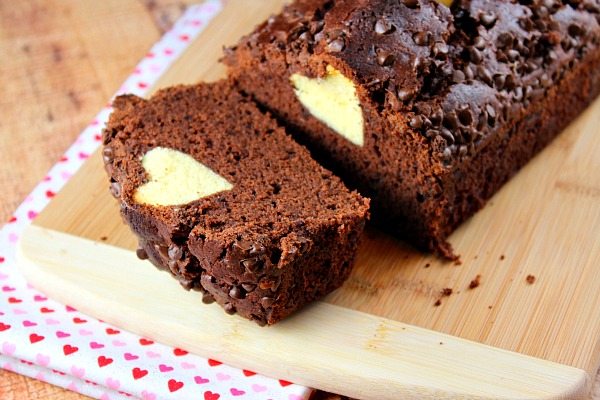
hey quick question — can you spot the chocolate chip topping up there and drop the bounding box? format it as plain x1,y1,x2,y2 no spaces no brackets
228,0,600,165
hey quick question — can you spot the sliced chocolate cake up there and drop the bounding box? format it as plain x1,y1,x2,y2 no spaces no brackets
224,0,600,258
102,80,369,325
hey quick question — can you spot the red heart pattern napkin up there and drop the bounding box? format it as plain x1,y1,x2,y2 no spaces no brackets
0,2,312,399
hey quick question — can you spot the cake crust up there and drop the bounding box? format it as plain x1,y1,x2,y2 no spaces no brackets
224,0,600,258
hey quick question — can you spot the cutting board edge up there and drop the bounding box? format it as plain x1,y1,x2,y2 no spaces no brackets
16,224,592,400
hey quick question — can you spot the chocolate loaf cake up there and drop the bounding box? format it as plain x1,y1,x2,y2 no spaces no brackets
224,0,600,258
102,80,369,325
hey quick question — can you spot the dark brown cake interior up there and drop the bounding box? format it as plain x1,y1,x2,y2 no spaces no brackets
103,80,369,324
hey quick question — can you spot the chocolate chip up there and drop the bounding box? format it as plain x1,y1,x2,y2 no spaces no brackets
397,88,414,102
426,129,440,139
479,11,497,28
452,69,465,83
241,283,256,293
443,112,459,130
102,146,113,164
202,292,215,304
497,32,514,49
326,38,345,52
110,181,121,198
229,286,245,300
136,247,148,260
473,36,486,50
568,23,584,37
260,296,275,308
430,108,444,126
374,18,394,35
409,115,424,129
413,31,431,46
457,108,473,126
168,244,183,261
433,42,449,59
494,74,506,90
376,50,395,66
478,66,493,86
464,64,475,80
224,303,236,315
469,47,483,64
440,129,455,145
485,104,496,119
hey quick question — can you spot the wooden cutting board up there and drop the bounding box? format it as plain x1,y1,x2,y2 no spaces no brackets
15,1,600,399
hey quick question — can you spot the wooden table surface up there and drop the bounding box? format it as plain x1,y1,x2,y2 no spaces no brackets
1,1,599,399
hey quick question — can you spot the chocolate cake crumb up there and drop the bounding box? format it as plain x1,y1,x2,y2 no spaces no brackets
102,80,369,325
499,254,505,261
441,288,453,297
526,275,536,285
424,263,430,269
100,236,108,241
433,299,442,307
488,305,492,309
468,274,481,290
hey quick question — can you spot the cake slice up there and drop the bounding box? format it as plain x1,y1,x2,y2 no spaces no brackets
224,0,600,258
102,80,369,325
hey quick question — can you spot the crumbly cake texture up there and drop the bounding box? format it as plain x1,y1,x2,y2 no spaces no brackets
102,80,369,325
224,0,600,258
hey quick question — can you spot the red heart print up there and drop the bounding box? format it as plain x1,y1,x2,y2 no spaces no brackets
78,152,89,160
139,338,154,346
230,388,245,396
194,376,209,384
94,134,102,141
97,356,113,367
2,286,15,292
73,317,87,324
279,379,292,387
45,190,56,198
27,211,38,220
89,342,104,349
204,391,220,400
59,156,68,162
8,297,22,304
8,217,16,223
207,359,222,367
22,320,37,327
0,322,11,331
168,379,184,392
29,333,44,343
173,348,188,356
56,331,70,338
65,305,76,312
34,295,47,302
105,328,120,335
132,367,148,380
63,344,78,355
243,370,256,377
137,82,148,89
179,34,190,41
40,307,54,313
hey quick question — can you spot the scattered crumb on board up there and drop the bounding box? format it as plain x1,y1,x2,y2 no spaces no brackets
526,274,536,284
469,274,482,289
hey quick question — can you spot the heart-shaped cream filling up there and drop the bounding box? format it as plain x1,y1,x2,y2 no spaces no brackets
134,147,233,206
290,65,364,146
